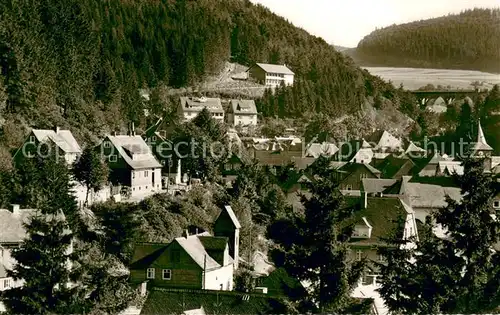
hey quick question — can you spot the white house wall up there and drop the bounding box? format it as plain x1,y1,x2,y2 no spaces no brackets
203,264,234,291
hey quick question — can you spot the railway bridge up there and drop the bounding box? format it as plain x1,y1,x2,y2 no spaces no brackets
410,89,489,105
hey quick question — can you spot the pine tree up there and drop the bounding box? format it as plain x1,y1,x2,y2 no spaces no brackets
268,174,365,313
3,152,84,314
378,158,500,313
73,146,109,207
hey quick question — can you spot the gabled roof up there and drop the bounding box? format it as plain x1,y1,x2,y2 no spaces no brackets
131,235,231,272
339,163,381,177
130,243,169,269
250,63,294,75
31,129,81,153
361,179,398,194
400,182,462,208
105,135,161,170
376,155,416,179
0,208,37,244
405,141,426,154
438,161,464,176
230,100,257,115
198,236,229,252
334,139,373,162
216,205,241,229
305,142,339,158
367,130,401,150
175,235,223,270
344,197,410,246
180,97,223,113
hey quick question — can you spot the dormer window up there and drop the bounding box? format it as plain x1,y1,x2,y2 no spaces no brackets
29,135,36,143
352,217,373,239
493,201,499,209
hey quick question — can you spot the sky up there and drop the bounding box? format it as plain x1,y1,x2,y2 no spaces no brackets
249,0,500,47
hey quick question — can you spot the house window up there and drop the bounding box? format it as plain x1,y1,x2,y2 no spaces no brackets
152,136,157,142
225,164,232,171
494,201,500,208
346,185,352,191
162,269,172,280
104,141,111,148
29,136,35,143
109,155,117,163
144,171,148,177
3,279,10,289
132,171,136,179
356,250,363,261
146,268,155,279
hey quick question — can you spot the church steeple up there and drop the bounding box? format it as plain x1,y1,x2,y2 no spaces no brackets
471,120,493,153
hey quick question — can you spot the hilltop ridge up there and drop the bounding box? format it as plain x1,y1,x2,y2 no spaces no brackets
345,8,500,73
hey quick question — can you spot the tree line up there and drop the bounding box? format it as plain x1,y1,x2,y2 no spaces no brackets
0,0,413,154
352,8,500,73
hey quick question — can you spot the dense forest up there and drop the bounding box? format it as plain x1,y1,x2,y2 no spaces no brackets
0,0,414,154
348,8,500,73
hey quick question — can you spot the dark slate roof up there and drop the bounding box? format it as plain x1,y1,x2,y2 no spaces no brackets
344,197,409,246
376,155,416,179
198,236,228,252
339,163,381,177
361,179,398,194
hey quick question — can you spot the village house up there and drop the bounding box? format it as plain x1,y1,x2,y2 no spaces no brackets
178,96,224,122
372,155,418,179
129,206,240,290
0,205,72,298
366,130,402,153
13,127,82,165
97,134,162,198
304,142,339,158
143,120,183,187
399,177,462,238
221,153,244,186
333,162,382,193
247,63,294,87
226,99,258,127
345,194,419,284
334,139,374,164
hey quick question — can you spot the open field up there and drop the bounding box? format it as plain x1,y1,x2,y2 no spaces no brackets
364,67,500,90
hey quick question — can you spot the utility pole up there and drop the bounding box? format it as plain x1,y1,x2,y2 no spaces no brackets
167,158,172,194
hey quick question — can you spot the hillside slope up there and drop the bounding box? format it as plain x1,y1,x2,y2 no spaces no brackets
349,8,500,73
0,0,411,153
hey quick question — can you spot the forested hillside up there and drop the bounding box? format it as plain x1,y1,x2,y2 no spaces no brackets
350,8,500,73
0,0,412,153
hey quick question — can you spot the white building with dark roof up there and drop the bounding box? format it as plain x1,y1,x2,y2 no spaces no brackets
226,100,258,126
178,97,224,122
247,63,294,87
97,135,162,198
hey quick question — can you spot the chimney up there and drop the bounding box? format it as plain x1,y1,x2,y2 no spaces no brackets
362,192,368,209
55,126,60,134
10,204,20,215
113,131,117,136
183,229,189,239
131,122,135,136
